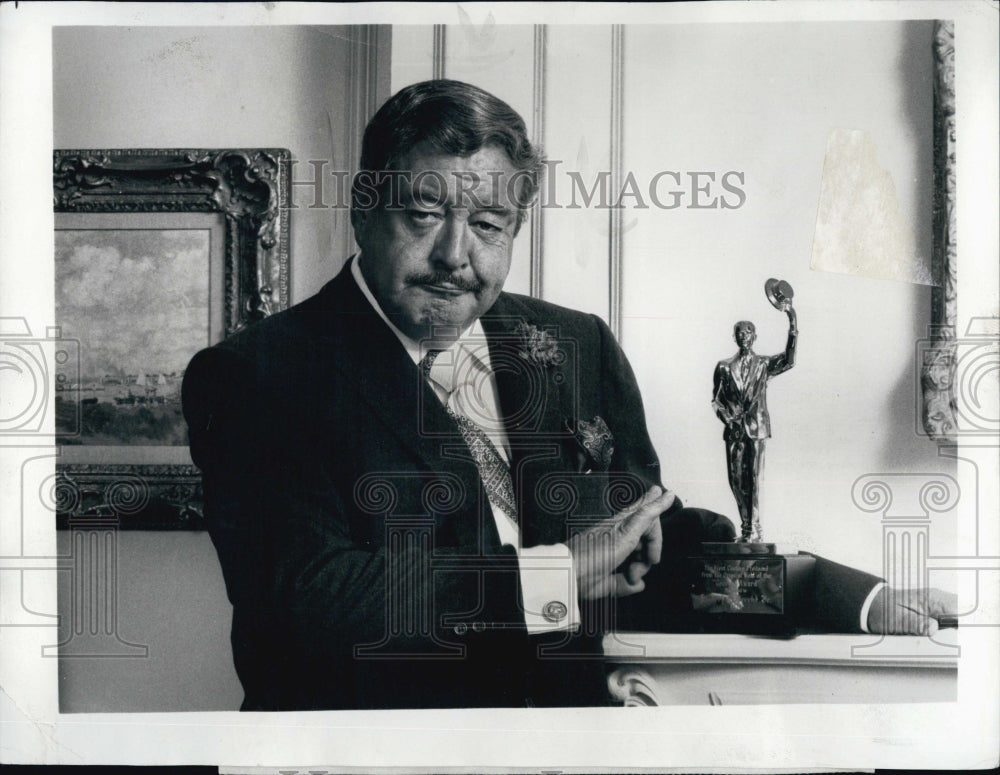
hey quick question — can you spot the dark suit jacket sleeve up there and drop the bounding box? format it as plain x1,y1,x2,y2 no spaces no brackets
593,313,676,505
711,362,732,425
766,327,797,376
805,554,883,633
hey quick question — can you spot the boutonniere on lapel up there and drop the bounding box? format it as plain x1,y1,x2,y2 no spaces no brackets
566,415,615,472
514,322,562,366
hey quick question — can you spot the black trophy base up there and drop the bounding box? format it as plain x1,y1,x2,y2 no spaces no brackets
673,542,816,635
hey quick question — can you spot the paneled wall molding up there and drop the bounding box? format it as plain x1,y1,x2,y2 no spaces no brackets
433,25,447,79
530,24,547,299
609,24,626,341
345,26,392,258
347,26,391,170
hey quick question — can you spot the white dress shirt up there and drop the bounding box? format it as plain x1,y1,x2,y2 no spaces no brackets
350,256,580,633
859,581,888,633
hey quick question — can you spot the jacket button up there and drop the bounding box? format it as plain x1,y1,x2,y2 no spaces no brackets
542,601,568,623
453,623,468,635
472,621,486,633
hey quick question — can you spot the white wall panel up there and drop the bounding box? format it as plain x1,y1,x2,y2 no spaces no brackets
621,22,944,575
540,25,614,320
444,22,537,297
390,24,435,90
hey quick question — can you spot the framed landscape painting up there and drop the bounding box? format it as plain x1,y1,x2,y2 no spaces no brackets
53,148,290,528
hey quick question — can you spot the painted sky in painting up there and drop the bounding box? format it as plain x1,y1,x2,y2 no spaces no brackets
55,228,210,381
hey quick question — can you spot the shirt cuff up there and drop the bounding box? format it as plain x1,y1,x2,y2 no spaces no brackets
517,543,580,634
859,581,888,633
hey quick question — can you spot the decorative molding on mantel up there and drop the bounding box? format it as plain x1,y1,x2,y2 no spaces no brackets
603,631,959,670
607,666,661,706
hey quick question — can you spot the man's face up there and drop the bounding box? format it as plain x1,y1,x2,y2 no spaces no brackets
354,142,521,341
734,323,756,349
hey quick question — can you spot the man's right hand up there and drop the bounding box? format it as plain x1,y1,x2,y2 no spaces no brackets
566,485,674,600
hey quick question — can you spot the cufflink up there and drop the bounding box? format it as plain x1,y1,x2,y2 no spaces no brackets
542,601,568,623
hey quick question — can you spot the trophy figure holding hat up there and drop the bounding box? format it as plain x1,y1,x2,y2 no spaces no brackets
712,279,798,542
680,279,804,632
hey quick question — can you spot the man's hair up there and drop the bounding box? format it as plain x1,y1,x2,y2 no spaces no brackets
734,321,756,336
351,79,543,230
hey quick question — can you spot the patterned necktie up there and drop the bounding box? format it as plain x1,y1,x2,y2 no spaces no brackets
420,350,518,521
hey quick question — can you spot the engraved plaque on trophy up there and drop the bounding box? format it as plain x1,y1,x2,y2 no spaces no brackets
681,543,817,634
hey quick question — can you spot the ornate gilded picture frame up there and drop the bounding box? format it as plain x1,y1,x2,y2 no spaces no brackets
919,20,957,442
53,148,290,528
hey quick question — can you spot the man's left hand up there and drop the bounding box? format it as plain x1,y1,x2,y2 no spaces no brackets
567,485,670,600
867,587,957,635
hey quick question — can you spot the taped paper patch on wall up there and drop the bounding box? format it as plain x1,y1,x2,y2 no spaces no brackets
810,128,934,286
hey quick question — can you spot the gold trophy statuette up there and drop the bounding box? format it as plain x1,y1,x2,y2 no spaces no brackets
711,278,798,542
681,279,809,634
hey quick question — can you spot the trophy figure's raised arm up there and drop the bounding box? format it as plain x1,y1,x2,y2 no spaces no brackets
712,279,798,542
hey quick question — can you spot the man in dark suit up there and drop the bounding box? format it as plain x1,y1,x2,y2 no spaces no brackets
712,304,797,541
183,79,955,711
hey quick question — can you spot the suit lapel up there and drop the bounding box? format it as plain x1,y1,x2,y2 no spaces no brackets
728,355,745,392
312,267,482,507
746,354,767,393
480,294,565,447
318,276,566,549
321,267,520,554
480,295,568,545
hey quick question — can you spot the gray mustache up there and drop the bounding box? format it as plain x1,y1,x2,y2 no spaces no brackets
408,272,482,293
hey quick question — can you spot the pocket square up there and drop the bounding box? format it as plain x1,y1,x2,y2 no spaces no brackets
569,415,615,471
